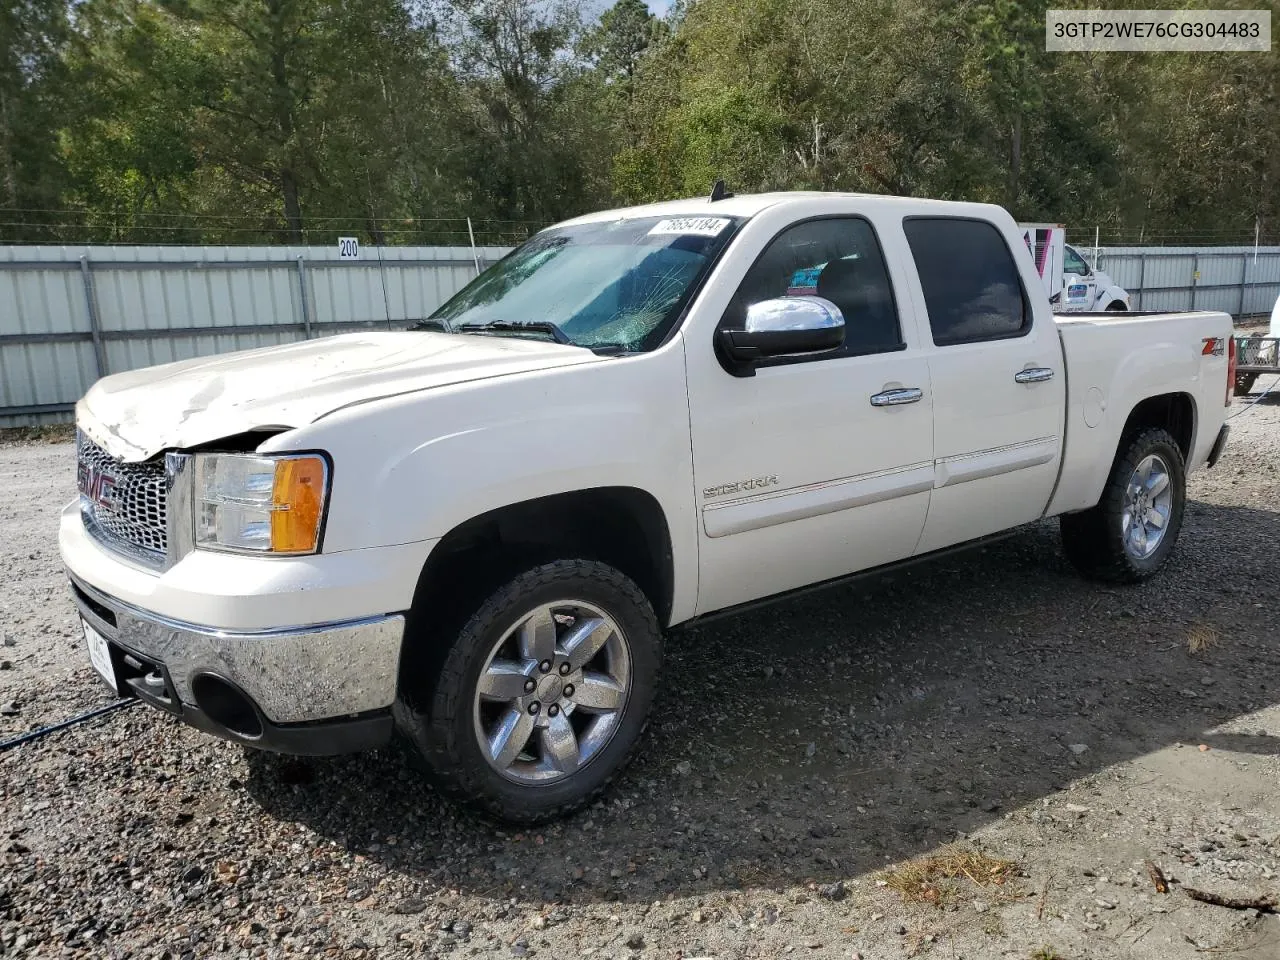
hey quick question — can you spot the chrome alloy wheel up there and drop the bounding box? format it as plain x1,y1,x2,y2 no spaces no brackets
473,601,632,784
1121,453,1173,560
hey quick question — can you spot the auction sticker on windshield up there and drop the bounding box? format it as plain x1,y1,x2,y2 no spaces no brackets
647,217,731,237
83,619,117,693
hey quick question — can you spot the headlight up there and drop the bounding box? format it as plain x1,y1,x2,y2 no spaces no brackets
194,453,329,554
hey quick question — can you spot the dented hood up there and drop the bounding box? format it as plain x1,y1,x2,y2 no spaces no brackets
77,331,604,462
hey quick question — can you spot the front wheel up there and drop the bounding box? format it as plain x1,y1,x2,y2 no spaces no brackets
1060,428,1186,583
398,560,662,823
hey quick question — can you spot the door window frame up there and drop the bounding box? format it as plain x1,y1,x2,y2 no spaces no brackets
1063,244,1093,278
902,214,1034,347
715,214,907,373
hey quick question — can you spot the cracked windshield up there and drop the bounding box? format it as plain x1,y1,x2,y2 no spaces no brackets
428,215,742,352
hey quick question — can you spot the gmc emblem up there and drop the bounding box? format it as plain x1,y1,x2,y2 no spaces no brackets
78,462,120,514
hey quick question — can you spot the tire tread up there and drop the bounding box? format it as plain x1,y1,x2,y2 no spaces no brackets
395,559,661,824
1060,427,1186,584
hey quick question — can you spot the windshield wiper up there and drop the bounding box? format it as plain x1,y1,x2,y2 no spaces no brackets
457,320,573,345
586,342,633,356
410,317,456,333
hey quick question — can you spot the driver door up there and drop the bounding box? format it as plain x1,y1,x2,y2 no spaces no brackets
685,213,935,616
1061,245,1097,312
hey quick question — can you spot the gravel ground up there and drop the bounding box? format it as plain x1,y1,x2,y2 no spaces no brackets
3,387,1280,960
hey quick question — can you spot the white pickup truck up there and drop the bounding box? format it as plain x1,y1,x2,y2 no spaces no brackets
61,192,1234,822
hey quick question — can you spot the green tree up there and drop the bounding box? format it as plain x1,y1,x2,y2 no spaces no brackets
61,0,468,243
0,0,71,241
3,0,1276,247
587,0,664,84
441,0,611,222
60,0,204,242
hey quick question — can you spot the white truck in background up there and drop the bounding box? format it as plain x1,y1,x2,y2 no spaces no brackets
62,192,1233,823
1021,223,1131,312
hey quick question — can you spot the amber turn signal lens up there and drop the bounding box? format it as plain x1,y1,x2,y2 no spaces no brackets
270,456,326,553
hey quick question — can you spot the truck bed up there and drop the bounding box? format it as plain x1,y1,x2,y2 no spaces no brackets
1047,310,1233,517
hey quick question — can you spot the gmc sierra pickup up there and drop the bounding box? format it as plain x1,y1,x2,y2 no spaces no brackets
61,192,1234,822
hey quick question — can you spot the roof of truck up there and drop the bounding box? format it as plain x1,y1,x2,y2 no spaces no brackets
557,191,1006,227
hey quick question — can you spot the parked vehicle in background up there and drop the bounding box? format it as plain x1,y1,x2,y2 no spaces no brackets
62,191,1232,823
1234,292,1280,395
1020,223,1131,312
1063,243,1131,312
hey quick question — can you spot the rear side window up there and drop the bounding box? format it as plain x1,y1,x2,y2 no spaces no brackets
722,217,904,359
903,218,1029,345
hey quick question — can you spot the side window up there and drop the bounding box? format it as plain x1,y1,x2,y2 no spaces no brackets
1064,245,1092,277
903,218,1030,346
722,218,904,359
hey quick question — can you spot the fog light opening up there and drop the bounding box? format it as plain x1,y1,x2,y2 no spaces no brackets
191,674,263,740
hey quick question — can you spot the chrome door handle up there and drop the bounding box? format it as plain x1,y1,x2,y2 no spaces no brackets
1014,367,1055,384
870,387,924,407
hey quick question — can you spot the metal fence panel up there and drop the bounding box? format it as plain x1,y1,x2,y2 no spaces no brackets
0,251,96,419
1095,245,1280,317
0,244,508,427
6,241,1280,428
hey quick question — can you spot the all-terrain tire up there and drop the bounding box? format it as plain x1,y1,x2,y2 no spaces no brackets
1060,428,1186,584
396,559,662,824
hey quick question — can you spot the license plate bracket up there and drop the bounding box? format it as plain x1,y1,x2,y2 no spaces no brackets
82,619,118,694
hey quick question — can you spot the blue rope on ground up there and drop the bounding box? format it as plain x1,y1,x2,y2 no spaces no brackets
1227,373,1280,421
0,698,138,753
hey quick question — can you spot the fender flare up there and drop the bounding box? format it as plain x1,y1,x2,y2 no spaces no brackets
1098,285,1130,310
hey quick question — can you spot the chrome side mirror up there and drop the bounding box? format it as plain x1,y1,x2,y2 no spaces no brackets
719,296,846,376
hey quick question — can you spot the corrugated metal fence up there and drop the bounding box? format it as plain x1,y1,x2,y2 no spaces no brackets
1095,245,1280,316
3,242,1279,428
0,244,510,427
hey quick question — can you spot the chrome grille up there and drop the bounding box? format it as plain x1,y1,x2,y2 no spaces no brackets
76,432,168,559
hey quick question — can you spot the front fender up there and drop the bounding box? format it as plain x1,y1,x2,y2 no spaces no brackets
374,407,680,545
1096,285,1130,310
268,347,701,623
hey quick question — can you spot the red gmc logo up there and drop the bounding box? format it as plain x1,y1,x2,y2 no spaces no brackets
78,462,119,513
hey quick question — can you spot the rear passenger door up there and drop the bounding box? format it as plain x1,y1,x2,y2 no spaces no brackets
902,217,1066,554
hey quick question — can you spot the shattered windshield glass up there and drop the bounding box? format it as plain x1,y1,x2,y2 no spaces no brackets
426,215,743,352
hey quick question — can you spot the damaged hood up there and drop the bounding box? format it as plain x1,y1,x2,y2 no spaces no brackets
78,331,604,462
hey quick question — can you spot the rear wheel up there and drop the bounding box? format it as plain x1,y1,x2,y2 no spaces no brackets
1060,428,1186,583
397,559,662,823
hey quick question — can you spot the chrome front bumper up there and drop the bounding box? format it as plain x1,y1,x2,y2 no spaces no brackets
70,574,404,750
